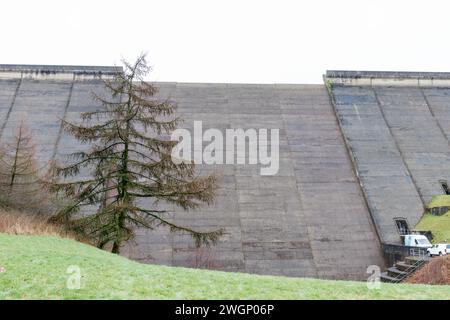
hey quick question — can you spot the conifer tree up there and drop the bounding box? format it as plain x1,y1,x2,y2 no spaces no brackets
50,54,223,253
0,120,49,213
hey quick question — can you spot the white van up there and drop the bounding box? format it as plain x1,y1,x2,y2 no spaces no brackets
427,244,449,256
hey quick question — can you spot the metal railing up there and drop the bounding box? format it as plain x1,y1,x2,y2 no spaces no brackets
390,258,428,283
382,243,428,266
409,247,428,258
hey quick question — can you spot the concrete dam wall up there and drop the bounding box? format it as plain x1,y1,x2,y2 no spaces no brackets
327,71,450,245
2,65,447,280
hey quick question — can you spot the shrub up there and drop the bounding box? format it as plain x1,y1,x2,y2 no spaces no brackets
0,209,78,240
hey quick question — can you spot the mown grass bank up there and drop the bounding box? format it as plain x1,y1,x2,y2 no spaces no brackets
0,234,449,299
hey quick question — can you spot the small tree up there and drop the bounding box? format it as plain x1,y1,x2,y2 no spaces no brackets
0,120,49,213
50,54,223,253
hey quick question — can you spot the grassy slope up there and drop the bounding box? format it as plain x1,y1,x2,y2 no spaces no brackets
426,195,450,208
415,211,450,243
0,234,449,300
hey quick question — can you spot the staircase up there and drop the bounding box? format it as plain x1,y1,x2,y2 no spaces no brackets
381,256,430,283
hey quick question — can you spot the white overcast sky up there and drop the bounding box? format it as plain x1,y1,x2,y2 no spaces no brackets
1,0,450,83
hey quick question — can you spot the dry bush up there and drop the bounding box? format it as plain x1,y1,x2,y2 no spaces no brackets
188,246,222,270
405,255,450,285
0,209,82,241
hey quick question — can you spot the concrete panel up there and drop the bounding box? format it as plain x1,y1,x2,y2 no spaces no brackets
330,85,424,244
1,79,72,166
0,79,20,134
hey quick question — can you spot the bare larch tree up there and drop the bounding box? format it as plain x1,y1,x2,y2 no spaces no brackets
0,120,49,213
50,54,223,253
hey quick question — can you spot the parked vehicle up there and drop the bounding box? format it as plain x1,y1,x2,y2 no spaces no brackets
427,244,449,256
403,234,432,248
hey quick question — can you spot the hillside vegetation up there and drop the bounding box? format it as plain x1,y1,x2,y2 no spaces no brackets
0,234,449,299
426,195,450,209
406,255,449,285
415,211,450,243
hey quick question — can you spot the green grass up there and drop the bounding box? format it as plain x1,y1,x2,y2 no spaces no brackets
0,234,449,299
415,211,450,243
426,195,450,209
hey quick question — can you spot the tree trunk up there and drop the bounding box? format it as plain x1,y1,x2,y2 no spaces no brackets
111,240,121,254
